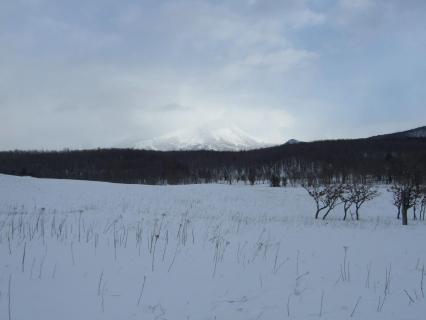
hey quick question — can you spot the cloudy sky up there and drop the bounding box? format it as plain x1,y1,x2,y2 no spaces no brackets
1,0,425,150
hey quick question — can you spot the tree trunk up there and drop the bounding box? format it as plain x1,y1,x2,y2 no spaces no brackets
322,208,332,220
401,191,408,226
343,202,351,220
315,208,320,219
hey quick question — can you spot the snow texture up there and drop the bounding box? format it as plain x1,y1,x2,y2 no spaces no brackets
0,174,425,319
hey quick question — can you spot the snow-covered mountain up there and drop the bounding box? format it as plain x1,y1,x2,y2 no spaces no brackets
120,126,273,151
285,139,301,144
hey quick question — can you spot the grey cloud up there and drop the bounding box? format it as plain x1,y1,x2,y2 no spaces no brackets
159,103,192,112
0,0,425,149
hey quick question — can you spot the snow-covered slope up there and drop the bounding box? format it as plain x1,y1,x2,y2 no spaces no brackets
120,126,272,151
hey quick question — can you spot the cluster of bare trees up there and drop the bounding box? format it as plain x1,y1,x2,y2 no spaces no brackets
303,179,379,221
340,184,379,220
389,183,426,225
304,177,426,225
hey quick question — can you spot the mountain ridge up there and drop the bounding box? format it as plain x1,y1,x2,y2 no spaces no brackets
369,125,426,139
119,126,273,151
119,125,426,152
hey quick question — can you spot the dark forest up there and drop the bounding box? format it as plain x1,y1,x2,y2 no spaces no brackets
1,137,425,186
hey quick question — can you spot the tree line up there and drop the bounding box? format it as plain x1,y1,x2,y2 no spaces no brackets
1,137,425,186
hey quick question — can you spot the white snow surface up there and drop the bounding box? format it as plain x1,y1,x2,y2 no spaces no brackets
0,174,425,320
119,126,272,151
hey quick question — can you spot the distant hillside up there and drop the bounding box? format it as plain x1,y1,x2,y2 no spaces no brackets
370,126,426,139
1,133,425,185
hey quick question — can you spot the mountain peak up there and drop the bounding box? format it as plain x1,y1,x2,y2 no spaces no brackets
120,126,273,151
285,139,301,145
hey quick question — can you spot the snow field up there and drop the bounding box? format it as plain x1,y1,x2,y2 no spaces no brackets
0,174,425,319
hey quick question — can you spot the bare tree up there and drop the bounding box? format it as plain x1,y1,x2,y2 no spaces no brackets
389,185,402,219
411,185,426,220
419,188,426,221
389,183,417,225
339,184,354,221
248,168,256,186
303,180,343,220
339,183,378,221
349,184,379,220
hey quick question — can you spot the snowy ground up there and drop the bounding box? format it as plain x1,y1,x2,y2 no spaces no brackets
0,174,425,320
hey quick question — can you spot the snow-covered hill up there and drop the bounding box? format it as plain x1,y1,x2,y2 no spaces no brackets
120,126,272,151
